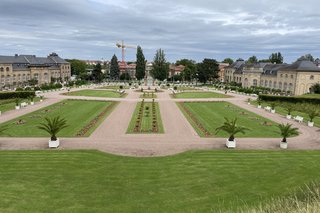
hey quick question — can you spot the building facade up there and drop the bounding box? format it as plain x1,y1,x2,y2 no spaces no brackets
0,53,70,88
225,60,320,95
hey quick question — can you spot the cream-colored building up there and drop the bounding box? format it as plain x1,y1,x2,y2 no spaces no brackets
0,53,71,88
225,60,320,95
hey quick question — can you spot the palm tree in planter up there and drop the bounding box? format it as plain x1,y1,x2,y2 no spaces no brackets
29,94,36,105
216,118,249,148
38,116,68,148
15,98,20,110
278,123,299,149
270,102,276,113
284,104,295,119
307,110,319,127
257,98,262,109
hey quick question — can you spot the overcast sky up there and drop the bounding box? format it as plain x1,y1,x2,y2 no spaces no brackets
0,0,319,63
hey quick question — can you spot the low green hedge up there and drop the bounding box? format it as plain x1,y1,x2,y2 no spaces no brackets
259,94,320,104
0,91,36,100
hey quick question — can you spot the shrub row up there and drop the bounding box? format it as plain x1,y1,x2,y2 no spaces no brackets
259,94,320,104
0,91,35,100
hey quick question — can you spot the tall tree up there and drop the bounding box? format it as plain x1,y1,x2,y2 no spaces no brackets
297,54,315,62
135,46,146,80
151,49,169,81
92,63,103,82
269,52,283,64
196,58,219,83
110,54,120,80
66,59,86,77
222,58,234,65
247,55,258,64
176,59,197,81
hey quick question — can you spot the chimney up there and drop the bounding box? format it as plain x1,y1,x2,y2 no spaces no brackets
15,54,18,57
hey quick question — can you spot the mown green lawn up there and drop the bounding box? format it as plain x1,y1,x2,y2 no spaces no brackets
127,102,164,133
0,100,117,137
0,97,41,113
299,94,320,99
252,101,320,128
178,102,281,138
98,85,130,90
174,87,199,91
173,92,230,99
0,150,320,212
64,89,126,98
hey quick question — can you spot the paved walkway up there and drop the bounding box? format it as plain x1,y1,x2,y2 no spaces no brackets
0,88,319,156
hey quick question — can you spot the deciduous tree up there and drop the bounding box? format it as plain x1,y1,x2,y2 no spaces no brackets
151,49,169,81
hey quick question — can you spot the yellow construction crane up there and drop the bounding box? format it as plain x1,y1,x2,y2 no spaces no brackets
116,40,137,64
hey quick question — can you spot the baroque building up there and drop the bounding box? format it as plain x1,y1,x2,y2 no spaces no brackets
225,60,320,95
0,53,70,88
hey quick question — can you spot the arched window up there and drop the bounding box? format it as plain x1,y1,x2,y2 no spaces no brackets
253,79,258,86
288,83,293,90
280,74,283,78
273,81,277,88
0,67,3,72
291,75,294,79
284,83,288,91
269,81,272,87
279,82,282,90
285,74,288,78
6,67,9,72
265,80,268,87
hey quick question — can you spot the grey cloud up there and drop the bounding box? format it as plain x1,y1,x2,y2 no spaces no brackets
0,0,319,62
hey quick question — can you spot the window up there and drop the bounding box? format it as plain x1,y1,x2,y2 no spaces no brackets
253,79,258,86
6,67,9,72
269,81,272,87
310,75,314,80
265,80,268,87
291,75,294,79
288,83,293,90
280,74,283,78
273,82,277,88
279,82,282,90
0,67,3,72
284,83,288,91
285,74,288,78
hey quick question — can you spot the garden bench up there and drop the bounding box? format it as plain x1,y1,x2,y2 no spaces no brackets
20,102,27,108
294,116,304,123
264,106,271,112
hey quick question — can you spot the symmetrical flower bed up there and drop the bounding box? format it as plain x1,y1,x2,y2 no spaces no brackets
129,99,163,133
179,102,211,137
76,101,117,136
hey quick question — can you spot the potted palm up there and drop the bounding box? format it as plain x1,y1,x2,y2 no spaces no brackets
271,102,276,113
15,98,20,110
307,110,319,127
29,94,36,105
216,118,249,148
247,98,251,105
257,98,262,109
285,104,294,119
278,123,299,149
38,116,68,148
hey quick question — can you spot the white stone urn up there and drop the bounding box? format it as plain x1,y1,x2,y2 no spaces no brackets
286,114,292,119
280,141,288,149
226,139,236,148
49,138,60,148
308,121,314,127
257,105,262,109
30,102,34,105
15,106,20,110
271,109,276,114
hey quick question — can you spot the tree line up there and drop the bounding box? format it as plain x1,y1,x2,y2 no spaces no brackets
67,50,319,84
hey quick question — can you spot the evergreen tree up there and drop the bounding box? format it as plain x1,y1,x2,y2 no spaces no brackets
110,54,120,80
269,52,283,64
135,46,146,80
247,55,258,64
197,58,219,83
222,58,234,65
151,49,169,81
92,63,103,82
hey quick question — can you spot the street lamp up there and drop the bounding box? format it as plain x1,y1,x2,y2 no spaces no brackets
195,73,199,86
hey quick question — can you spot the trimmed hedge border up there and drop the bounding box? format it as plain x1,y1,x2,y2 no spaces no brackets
0,91,35,100
258,94,320,104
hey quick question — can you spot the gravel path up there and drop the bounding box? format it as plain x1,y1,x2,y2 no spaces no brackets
0,87,319,156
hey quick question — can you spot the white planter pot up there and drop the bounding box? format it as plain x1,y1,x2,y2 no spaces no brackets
49,138,60,148
271,109,275,113
308,121,314,127
30,102,34,105
247,103,251,105
257,105,262,109
226,139,236,148
280,141,288,149
40,100,43,102
286,115,292,119
15,106,20,110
